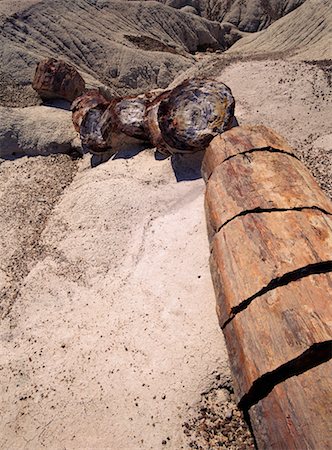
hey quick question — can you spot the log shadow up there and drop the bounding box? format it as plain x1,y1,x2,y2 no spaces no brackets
42,99,72,111
171,150,205,182
112,143,147,160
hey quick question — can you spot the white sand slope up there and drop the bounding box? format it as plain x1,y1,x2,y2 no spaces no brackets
0,149,231,449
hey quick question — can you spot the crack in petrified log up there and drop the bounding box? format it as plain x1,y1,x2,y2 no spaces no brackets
221,260,332,330
204,146,300,181
204,126,332,449
202,124,295,181
205,151,332,235
238,340,332,411
212,205,332,235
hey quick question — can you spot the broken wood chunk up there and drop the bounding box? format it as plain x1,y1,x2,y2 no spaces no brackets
144,90,174,155
71,89,110,133
112,96,149,141
223,272,332,403
202,124,295,181
32,58,85,102
249,359,332,450
145,79,235,155
205,150,332,234
79,104,113,154
210,209,332,327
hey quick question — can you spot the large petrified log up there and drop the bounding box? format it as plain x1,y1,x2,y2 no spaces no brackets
203,124,332,449
72,79,235,156
32,58,85,102
145,79,235,155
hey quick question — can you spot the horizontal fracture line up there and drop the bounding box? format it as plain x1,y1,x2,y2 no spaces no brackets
206,146,299,181
221,260,332,329
238,340,332,411
215,205,332,235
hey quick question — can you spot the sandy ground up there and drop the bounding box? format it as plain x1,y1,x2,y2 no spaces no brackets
1,146,253,449
1,56,331,449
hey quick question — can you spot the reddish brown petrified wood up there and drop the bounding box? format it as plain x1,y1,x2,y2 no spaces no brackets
205,150,332,235
210,210,332,327
203,125,332,449
223,273,332,401
202,124,294,181
249,360,332,450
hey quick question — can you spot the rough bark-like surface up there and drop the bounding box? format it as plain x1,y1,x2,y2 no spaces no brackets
250,360,332,450
203,125,332,449
202,124,294,181
223,273,332,399
205,151,332,233
210,210,332,327
32,58,85,102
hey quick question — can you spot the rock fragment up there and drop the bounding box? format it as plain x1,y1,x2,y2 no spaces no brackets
32,58,85,102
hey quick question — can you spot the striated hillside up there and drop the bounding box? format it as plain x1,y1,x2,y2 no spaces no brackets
228,0,332,59
133,0,307,32
0,0,243,106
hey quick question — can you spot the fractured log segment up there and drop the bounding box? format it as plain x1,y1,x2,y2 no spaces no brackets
202,124,295,181
79,104,113,154
144,90,174,156
210,210,332,327
112,96,149,141
71,90,109,133
205,150,332,236
223,273,332,402
145,79,235,155
33,58,85,102
249,360,332,450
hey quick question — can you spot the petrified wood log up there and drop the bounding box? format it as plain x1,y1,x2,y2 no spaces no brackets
73,92,152,154
32,58,85,102
111,96,149,141
205,150,332,235
203,124,332,449
79,104,113,154
71,90,109,133
145,79,235,155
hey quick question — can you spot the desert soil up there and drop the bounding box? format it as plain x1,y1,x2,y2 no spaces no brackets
0,0,331,449
1,56,331,450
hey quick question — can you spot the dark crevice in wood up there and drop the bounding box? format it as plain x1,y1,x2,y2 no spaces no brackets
221,260,332,329
214,205,332,236
238,340,332,411
206,146,299,181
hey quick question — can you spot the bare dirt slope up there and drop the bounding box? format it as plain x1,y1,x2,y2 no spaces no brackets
0,0,241,106
133,0,306,32
228,0,332,59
